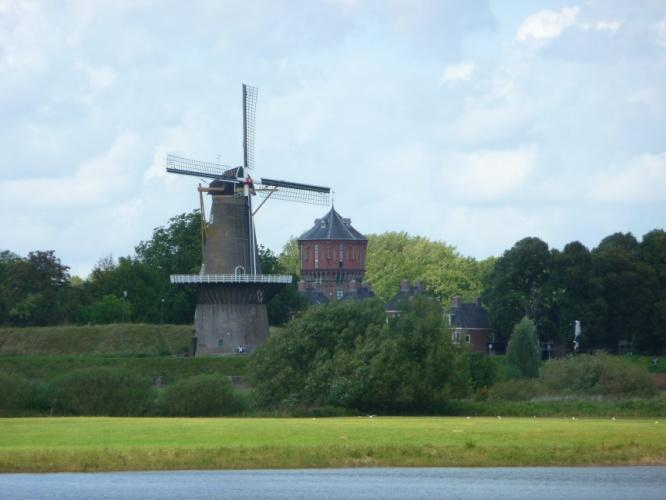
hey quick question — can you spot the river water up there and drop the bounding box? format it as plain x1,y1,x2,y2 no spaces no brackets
1,467,665,499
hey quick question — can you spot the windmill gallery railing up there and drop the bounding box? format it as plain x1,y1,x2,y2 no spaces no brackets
170,274,293,285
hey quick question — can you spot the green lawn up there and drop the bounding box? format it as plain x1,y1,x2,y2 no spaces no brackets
1,416,664,471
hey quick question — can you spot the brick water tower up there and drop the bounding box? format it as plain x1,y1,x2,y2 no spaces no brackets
298,207,369,300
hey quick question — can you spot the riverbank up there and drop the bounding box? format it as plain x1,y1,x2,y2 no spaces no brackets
1,417,665,472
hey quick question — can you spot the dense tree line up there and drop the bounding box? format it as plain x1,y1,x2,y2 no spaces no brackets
482,231,666,354
0,211,303,327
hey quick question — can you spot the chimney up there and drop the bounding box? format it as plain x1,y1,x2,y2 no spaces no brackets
400,279,409,291
452,295,462,308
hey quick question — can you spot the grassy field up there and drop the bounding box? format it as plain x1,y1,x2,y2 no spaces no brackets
1,416,665,472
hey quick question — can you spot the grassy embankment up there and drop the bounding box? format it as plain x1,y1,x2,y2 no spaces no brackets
1,416,665,472
0,324,251,385
0,324,193,357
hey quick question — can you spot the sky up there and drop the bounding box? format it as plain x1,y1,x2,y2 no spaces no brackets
1,0,665,278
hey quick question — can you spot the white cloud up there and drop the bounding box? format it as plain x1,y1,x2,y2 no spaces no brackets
591,151,666,203
441,62,475,85
86,65,117,92
656,18,666,47
443,146,537,202
0,132,140,209
517,6,579,42
579,20,621,33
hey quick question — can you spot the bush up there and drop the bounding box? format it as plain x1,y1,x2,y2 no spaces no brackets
488,379,544,401
506,317,541,378
52,367,154,415
540,353,657,398
158,374,245,416
467,352,497,390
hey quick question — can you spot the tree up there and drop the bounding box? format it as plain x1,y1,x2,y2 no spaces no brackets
134,211,202,324
591,232,657,352
482,237,555,342
506,317,540,379
365,232,488,303
639,230,666,354
250,297,472,413
0,250,73,326
551,242,606,348
86,256,165,324
259,245,307,325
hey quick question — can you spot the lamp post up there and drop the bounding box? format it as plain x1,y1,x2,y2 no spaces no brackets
160,298,165,325
122,290,128,323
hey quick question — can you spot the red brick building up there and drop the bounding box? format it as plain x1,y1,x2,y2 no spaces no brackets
298,207,371,301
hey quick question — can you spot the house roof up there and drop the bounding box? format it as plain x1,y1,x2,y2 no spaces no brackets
298,207,367,242
342,286,376,302
385,282,427,312
448,301,491,329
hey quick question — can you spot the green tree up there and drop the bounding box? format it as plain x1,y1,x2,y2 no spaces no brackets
551,242,606,348
0,250,73,326
482,237,555,342
506,316,541,379
592,232,657,352
86,257,164,324
639,230,666,354
365,232,488,303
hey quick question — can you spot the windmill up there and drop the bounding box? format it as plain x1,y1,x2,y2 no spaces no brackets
167,84,330,356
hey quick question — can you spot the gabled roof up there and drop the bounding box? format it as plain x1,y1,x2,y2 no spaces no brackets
298,207,367,242
448,301,491,329
385,282,428,313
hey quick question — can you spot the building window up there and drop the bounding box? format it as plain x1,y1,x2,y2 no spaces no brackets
218,339,224,347
465,334,471,344
351,246,356,260
327,246,332,260
304,245,309,261
314,244,319,269
336,290,343,299
339,243,344,262
452,330,461,344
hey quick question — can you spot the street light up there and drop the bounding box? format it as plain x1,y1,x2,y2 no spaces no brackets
160,298,165,325
122,290,128,323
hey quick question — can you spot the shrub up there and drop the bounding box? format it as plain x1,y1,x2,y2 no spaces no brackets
506,317,541,378
52,366,154,415
488,378,544,401
540,353,657,398
159,374,245,416
0,373,33,412
467,352,498,390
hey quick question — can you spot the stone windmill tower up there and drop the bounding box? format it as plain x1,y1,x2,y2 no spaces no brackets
167,84,330,355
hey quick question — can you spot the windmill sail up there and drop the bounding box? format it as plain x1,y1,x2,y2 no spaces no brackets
255,178,330,205
166,154,242,182
243,84,258,171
